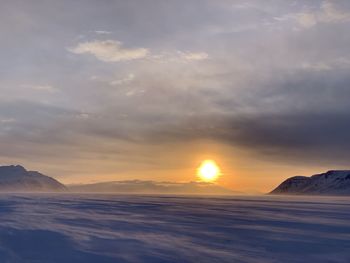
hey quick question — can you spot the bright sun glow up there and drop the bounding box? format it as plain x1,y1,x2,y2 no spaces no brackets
197,160,221,182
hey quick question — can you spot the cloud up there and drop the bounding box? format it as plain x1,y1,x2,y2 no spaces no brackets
109,73,135,86
2,0,350,182
300,62,331,71
180,52,209,61
149,51,209,64
68,40,149,62
94,30,112,35
20,84,58,93
276,1,350,29
69,39,208,65
0,118,16,124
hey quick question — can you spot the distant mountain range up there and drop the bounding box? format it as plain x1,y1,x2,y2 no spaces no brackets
270,170,350,195
0,165,66,192
0,165,238,194
68,180,239,195
7,165,350,196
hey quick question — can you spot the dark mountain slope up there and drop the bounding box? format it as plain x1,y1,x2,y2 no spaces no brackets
270,170,350,195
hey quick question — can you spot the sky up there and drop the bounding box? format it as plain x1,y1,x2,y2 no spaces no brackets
0,0,350,192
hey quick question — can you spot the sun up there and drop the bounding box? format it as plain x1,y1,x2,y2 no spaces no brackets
197,160,221,182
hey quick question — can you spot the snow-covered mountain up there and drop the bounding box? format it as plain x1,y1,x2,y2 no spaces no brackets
270,170,350,195
0,165,66,192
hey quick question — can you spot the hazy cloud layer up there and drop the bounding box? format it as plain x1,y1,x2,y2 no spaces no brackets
68,180,236,194
0,0,350,183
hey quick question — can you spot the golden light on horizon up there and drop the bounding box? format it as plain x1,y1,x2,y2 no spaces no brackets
197,160,221,182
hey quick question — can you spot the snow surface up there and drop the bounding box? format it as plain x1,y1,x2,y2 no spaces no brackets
0,194,349,262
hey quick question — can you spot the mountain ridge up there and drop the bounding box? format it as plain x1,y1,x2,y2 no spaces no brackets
270,170,350,195
0,165,66,192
